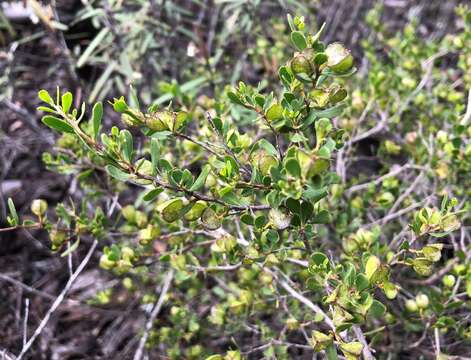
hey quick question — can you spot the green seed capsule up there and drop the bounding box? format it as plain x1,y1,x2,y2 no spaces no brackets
31,199,48,217
405,299,418,312
50,228,66,249
442,274,456,288
290,53,314,76
325,42,353,73
415,293,429,309
99,254,116,270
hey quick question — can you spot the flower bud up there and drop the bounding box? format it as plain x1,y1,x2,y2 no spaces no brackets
31,199,48,217
415,293,429,309
325,42,353,73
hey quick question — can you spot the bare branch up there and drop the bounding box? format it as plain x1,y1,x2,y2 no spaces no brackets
16,240,98,360
134,269,175,360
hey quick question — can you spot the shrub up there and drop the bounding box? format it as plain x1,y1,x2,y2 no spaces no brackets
3,10,471,359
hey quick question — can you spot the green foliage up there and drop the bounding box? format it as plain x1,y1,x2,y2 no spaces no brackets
5,6,471,359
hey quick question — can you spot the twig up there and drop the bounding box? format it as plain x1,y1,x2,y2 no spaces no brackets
460,89,471,126
434,328,441,358
353,326,375,360
16,240,98,360
345,164,427,195
22,299,29,347
264,268,335,332
133,269,175,360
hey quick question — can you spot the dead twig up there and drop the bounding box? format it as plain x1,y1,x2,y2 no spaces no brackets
16,240,98,360
133,269,175,360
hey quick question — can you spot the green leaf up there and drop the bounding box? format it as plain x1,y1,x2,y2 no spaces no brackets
38,89,54,105
202,207,221,230
325,344,339,360
227,91,244,105
266,103,283,122
91,102,103,141
76,28,110,68
300,201,313,223
313,53,328,66
7,198,19,225
174,111,188,131
310,252,328,267
286,198,301,214
308,104,345,119
61,92,73,113
383,281,398,299
279,66,293,85
285,158,301,177
121,130,134,163
312,209,330,224
158,198,184,223
113,96,128,113
143,188,163,202
339,342,363,357
151,138,160,175
189,164,211,192
42,115,75,134
184,201,208,221
356,274,369,292
304,186,328,203
369,299,386,318
365,255,380,281
422,243,443,262
412,257,433,276
106,165,131,182
60,238,80,257
291,31,307,51
257,139,278,157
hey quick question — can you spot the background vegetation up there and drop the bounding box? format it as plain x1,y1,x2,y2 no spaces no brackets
1,1,470,359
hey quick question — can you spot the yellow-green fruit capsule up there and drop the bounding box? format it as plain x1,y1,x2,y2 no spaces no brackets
184,201,208,221
31,199,48,217
121,246,135,261
290,53,314,76
122,277,133,290
116,259,132,273
50,228,66,249
258,155,278,175
121,109,144,127
415,293,429,309
99,254,116,270
134,211,148,228
139,224,160,245
325,42,353,73
145,112,170,131
269,208,291,230
121,205,136,223
442,274,456,288
286,317,299,330
405,299,418,312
